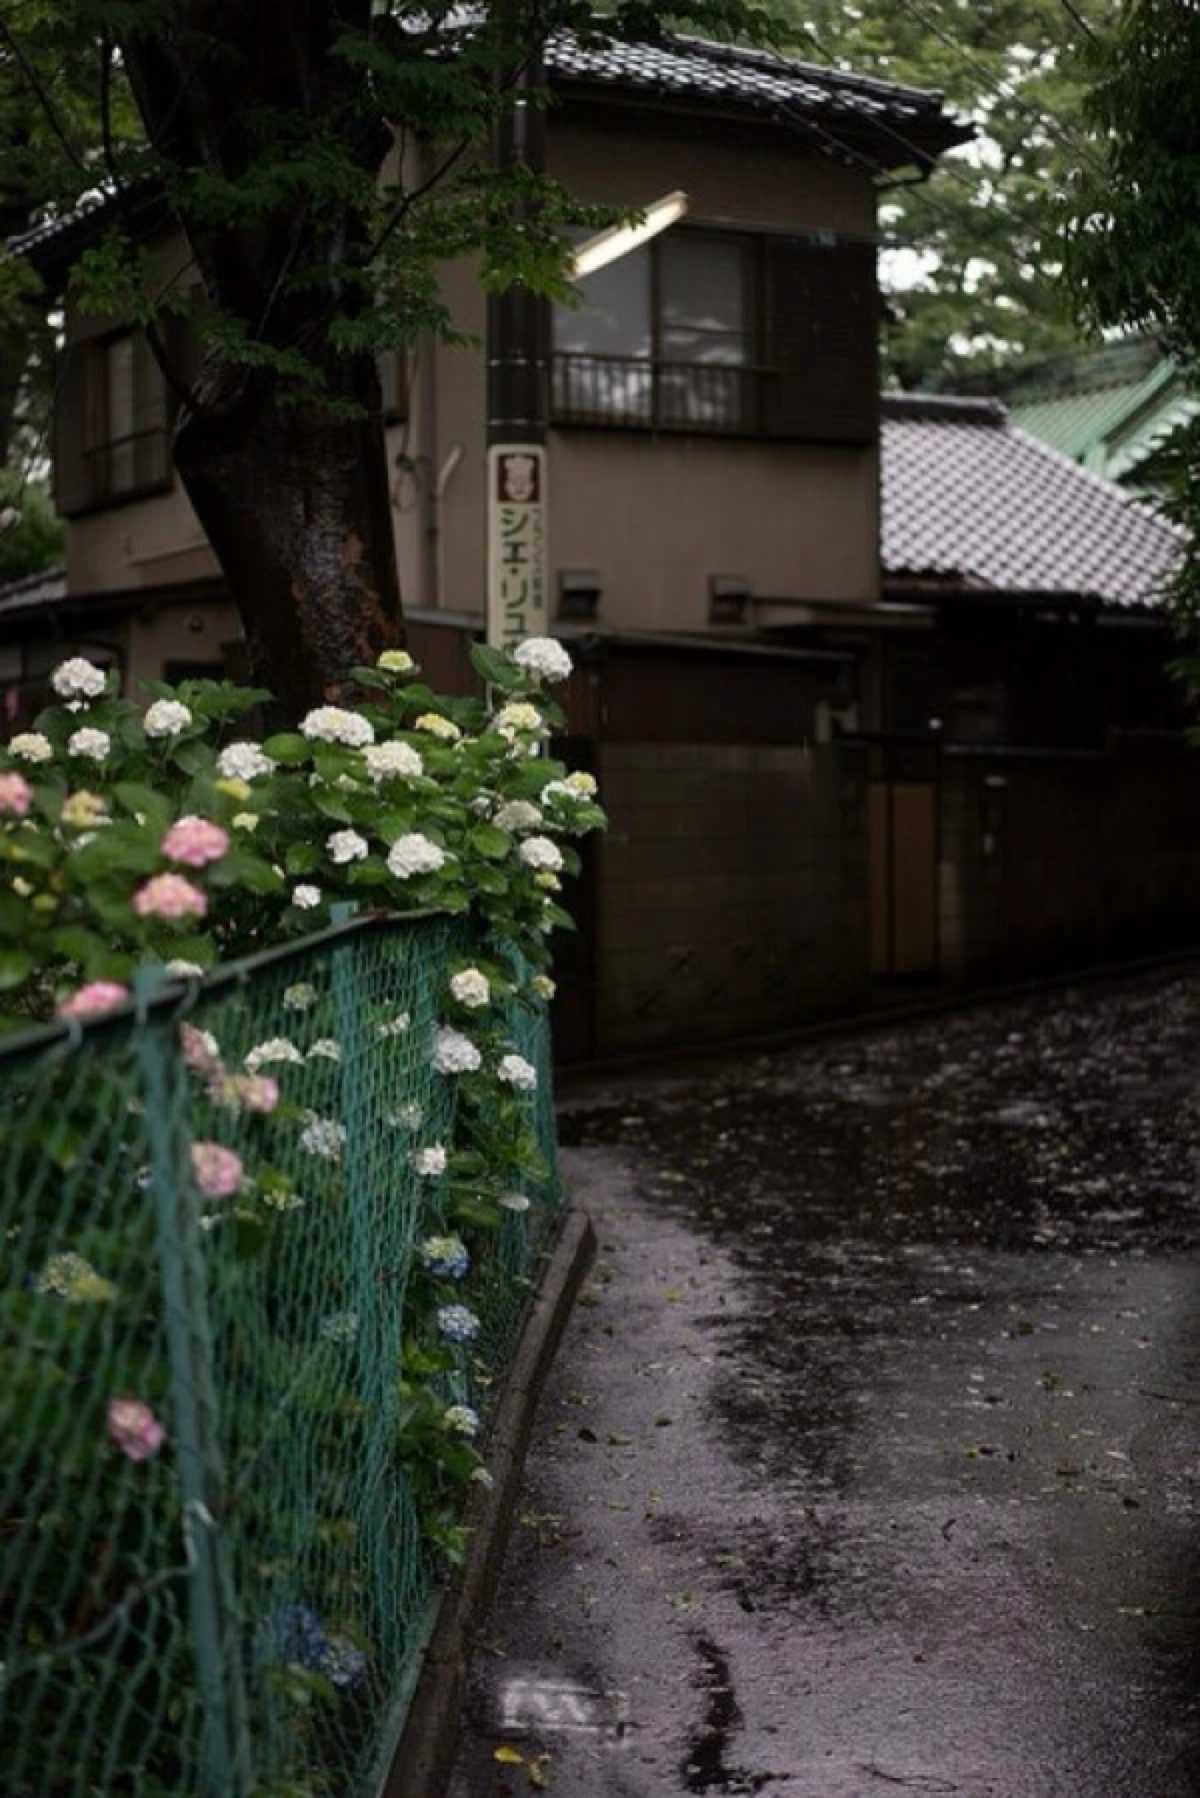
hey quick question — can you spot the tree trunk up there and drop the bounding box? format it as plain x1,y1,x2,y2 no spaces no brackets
176,352,403,717
117,2,405,715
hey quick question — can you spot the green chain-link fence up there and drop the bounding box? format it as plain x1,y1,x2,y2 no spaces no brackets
0,911,563,1798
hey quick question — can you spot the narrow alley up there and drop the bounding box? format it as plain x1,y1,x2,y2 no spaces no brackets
450,965,1200,1798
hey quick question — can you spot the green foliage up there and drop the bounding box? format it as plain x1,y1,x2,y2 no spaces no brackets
0,468,62,580
1063,2,1200,644
773,0,1113,387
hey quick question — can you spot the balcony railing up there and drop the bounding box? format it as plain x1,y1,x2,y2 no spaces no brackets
552,353,764,435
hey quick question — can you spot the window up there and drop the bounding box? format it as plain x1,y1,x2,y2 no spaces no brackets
552,228,877,445
89,332,170,499
55,328,176,516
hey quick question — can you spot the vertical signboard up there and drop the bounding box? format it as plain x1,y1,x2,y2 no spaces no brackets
486,444,549,649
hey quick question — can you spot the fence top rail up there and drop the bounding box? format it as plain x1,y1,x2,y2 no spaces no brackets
0,904,451,1069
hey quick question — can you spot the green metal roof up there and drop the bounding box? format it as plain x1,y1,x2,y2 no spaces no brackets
1009,347,1196,485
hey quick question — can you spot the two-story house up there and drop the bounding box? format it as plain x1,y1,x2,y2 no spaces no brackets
10,31,969,1057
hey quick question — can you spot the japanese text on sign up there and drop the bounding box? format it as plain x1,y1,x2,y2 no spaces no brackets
487,446,549,648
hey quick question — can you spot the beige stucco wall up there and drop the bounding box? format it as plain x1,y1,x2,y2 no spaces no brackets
124,598,245,694
547,111,877,235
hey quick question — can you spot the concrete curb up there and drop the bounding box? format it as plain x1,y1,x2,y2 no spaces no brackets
382,1205,597,1798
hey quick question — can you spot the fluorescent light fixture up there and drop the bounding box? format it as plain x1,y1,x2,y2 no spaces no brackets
569,190,689,279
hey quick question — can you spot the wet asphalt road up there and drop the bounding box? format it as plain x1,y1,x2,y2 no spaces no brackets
449,968,1200,1798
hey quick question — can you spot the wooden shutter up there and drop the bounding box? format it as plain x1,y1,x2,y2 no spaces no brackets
762,238,879,445
52,341,97,518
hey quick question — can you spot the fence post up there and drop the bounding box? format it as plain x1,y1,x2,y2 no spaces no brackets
134,972,254,1798
330,908,405,1669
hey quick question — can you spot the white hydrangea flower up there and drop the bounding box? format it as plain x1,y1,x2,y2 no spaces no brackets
518,836,563,873
493,800,542,833
217,741,276,781
299,706,374,748
67,727,110,762
377,649,415,673
449,968,490,1009
299,1113,347,1162
292,884,322,910
261,1187,305,1213
9,732,53,764
432,1026,482,1076
52,657,107,700
387,833,447,879
232,812,259,832
319,1309,359,1343
166,958,206,979
245,1037,305,1072
513,636,573,683
497,1053,538,1092
413,712,461,743
390,1099,424,1130
363,740,424,783
444,1403,480,1438
531,973,556,1001
412,1144,447,1177
493,702,544,740
308,1038,341,1062
327,828,369,865
377,1011,411,1039
143,699,192,738
283,982,318,1011
563,770,598,799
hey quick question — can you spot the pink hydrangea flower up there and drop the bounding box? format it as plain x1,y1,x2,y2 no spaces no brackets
0,772,32,818
161,816,230,868
208,1071,280,1116
107,1397,166,1462
179,1023,221,1075
190,1140,244,1199
59,980,129,1021
133,874,209,921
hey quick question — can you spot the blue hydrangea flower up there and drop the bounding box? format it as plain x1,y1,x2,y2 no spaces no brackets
437,1303,481,1343
444,1403,481,1438
263,1603,367,1689
419,1234,470,1280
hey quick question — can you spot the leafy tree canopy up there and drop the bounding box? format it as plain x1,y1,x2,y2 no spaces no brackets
1063,0,1200,635
773,0,1115,388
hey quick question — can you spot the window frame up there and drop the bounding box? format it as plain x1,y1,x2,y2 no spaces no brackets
55,327,175,519
86,329,172,507
551,225,878,448
553,226,763,437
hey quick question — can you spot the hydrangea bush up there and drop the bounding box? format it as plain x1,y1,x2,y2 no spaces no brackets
0,638,604,1794
0,639,602,1016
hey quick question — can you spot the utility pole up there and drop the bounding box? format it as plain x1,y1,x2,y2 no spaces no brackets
486,0,550,649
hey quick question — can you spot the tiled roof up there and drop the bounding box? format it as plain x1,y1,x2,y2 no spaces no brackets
545,32,967,167
11,27,966,264
0,565,66,617
881,394,1181,609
